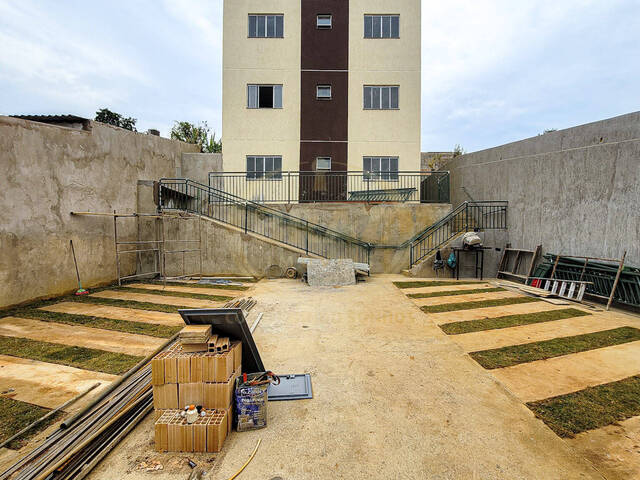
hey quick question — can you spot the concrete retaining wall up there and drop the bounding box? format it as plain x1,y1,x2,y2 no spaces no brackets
0,116,200,309
448,111,640,276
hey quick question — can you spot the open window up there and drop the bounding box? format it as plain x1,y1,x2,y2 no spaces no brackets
247,85,283,109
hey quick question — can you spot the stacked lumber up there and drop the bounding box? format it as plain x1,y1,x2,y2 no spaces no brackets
152,342,242,452
179,325,211,353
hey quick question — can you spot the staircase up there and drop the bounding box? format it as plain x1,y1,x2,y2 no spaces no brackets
158,179,508,271
409,201,508,268
159,179,373,264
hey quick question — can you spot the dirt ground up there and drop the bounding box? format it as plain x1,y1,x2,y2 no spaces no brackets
88,276,603,480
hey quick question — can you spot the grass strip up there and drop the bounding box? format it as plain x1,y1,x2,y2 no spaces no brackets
146,280,251,290
0,397,62,449
441,308,590,335
470,327,640,370
421,296,541,313
408,287,505,299
13,309,181,338
117,287,233,302
69,295,191,314
394,280,484,289
527,375,640,437
0,335,143,375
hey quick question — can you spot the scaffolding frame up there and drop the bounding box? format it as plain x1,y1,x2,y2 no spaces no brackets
71,211,203,286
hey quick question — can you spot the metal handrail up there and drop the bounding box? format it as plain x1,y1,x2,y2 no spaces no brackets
409,201,508,267
159,179,372,264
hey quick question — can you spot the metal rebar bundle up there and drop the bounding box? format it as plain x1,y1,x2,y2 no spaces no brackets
1,338,177,480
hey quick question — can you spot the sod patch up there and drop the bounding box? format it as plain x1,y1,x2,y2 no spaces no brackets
441,308,591,335
117,287,233,302
0,336,143,375
9,309,181,338
527,375,640,437
470,327,640,370
393,280,484,289
146,280,251,290
421,296,541,313
69,295,190,314
407,287,505,299
0,397,61,449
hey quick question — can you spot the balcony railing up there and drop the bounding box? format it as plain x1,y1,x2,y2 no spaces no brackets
208,171,450,204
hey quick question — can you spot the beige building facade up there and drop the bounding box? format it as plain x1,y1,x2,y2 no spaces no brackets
222,0,421,202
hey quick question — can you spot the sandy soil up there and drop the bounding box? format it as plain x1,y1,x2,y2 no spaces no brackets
0,317,164,356
0,354,116,409
410,289,522,306
397,282,495,293
42,302,183,326
127,283,245,298
90,291,225,309
492,340,640,402
430,301,567,324
452,313,629,352
87,276,601,480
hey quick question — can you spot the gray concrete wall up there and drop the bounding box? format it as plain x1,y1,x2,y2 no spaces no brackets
0,116,199,309
179,153,223,186
167,202,453,276
448,111,640,274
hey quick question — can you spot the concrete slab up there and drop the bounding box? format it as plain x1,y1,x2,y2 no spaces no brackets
401,282,495,294
453,314,629,352
127,283,242,298
0,317,165,357
567,415,640,480
430,301,570,325
0,354,116,410
88,276,601,480
306,259,356,287
41,302,183,327
492,341,640,402
90,290,225,309
411,290,522,307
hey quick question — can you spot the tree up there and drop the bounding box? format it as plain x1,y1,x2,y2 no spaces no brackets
94,108,137,131
453,144,465,157
170,121,221,153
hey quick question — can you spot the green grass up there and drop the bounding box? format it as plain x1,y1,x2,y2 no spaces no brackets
145,280,251,290
0,397,62,449
527,375,640,437
421,296,541,313
12,308,181,338
69,295,192,314
393,280,484,289
470,327,640,370
441,308,591,335
117,287,233,302
0,336,143,375
407,287,505,299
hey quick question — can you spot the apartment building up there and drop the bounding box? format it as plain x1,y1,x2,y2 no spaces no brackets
222,0,421,201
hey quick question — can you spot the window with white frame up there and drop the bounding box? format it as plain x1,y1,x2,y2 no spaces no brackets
364,15,399,38
316,157,331,170
364,86,399,110
246,156,282,180
317,14,332,29
316,85,332,99
363,156,399,180
247,85,283,109
248,15,284,38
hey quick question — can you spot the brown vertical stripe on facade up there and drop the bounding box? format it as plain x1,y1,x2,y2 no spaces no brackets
301,0,349,70
300,71,348,142
300,0,349,183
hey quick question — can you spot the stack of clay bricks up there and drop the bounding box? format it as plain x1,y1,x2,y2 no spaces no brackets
152,340,242,452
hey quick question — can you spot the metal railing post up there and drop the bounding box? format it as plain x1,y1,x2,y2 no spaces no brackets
244,202,248,234
305,221,309,254
287,171,291,204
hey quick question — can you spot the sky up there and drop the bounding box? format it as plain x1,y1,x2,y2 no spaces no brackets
0,0,639,153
